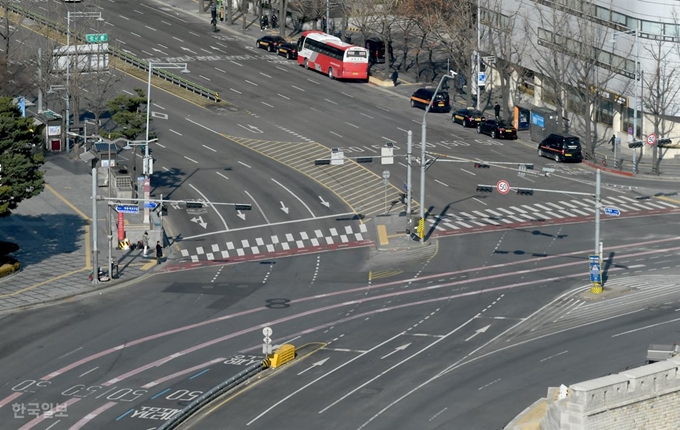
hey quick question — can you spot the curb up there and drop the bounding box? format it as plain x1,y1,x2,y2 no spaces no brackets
581,159,635,177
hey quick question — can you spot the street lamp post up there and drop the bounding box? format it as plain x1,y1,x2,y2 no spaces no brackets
419,71,456,243
145,62,189,224
66,11,104,153
476,0,481,111
611,27,640,173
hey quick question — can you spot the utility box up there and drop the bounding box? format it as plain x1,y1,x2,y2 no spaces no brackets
529,107,560,143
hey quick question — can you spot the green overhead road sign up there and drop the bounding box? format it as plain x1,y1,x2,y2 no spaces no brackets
86,33,108,43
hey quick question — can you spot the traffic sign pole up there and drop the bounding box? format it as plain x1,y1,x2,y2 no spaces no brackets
592,169,602,293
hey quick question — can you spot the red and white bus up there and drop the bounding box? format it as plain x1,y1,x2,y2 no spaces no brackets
296,30,369,80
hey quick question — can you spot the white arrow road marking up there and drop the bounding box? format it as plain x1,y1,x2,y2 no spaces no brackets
319,196,330,208
189,184,229,231
151,48,168,55
465,324,491,342
297,358,330,375
191,216,208,229
272,178,315,218
237,210,246,221
381,343,411,359
210,46,226,53
180,46,197,54
280,201,289,214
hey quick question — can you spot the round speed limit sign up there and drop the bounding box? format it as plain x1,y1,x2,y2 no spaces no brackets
497,180,510,194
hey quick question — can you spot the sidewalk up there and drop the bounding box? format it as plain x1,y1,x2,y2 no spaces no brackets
0,153,161,314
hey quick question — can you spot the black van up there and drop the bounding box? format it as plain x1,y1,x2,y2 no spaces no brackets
538,134,583,162
365,37,385,63
410,88,451,113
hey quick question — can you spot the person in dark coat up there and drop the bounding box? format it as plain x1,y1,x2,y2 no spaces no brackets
494,102,501,119
156,241,163,265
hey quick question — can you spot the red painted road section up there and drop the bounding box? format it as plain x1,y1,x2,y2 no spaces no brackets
582,159,635,176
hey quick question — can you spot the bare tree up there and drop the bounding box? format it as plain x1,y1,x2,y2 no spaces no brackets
0,0,34,96
288,0,324,31
642,39,680,174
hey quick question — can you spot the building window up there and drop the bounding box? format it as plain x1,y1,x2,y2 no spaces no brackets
641,20,663,35
664,23,680,38
595,6,609,21
611,11,626,25
596,100,614,126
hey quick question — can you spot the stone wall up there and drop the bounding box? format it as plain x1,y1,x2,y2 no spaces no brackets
506,357,680,430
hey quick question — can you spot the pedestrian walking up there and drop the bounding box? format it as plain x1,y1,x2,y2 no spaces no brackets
494,102,501,120
391,70,399,86
609,134,616,152
156,241,163,265
142,231,149,256
209,0,217,31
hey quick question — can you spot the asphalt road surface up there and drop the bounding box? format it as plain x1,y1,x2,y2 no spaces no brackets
3,2,680,430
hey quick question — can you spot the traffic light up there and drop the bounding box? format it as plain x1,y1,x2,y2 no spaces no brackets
476,184,493,192
516,188,534,196
356,156,373,163
416,218,425,239
628,141,643,148
657,139,674,147
235,204,252,210
474,162,490,168
314,159,331,165
399,193,406,204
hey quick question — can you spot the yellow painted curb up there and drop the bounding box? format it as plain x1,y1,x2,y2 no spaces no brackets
654,195,680,205
377,225,389,246
141,260,157,271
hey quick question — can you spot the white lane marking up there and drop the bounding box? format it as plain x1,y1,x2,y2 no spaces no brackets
152,103,165,110
345,122,359,129
324,98,338,105
141,50,154,57
79,367,98,378
202,145,217,152
341,92,354,98
292,85,305,91
276,66,287,72
330,131,343,138
200,48,212,54
278,94,290,100
238,161,252,168
539,350,569,362
189,31,201,37
230,88,242,94
360,112,374,119
472,198,488,206
262,101,274,108
478,378,501,390
119,15,130,20
184,156,198,163
145,25,157,31
271,178,316,218
199,75,211,81
244,190,270,224
377,106,390,112
245,80,258,86
307,78,320,85
183,212,356,240
429,407,447,422
216,42,228,48
162,20,171,26
185,118,218,134
58,346,83,359
216,172,229,180
172,36,184,42
321,312,481,414
122,89,133,95
130,32,141,38
396,127,407,132
246,331,405,425
134,9,143,14
460,168,476,176
189,184,229,231
434,179,449,187
215,67,226,73
612,316,680,337
231,61,243,67
260,72,272,78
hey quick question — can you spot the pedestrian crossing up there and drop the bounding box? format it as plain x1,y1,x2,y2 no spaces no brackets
180,224,369,262
426,196,679,233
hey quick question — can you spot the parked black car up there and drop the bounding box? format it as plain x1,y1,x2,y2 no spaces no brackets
477,119,518,139
538,133,583,162
277,42,298,60
410,88,451,113
452,108,485,127
256,35,286,52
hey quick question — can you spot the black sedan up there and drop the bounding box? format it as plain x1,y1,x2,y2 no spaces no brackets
277,42,298,60
452,108,485,127
477,119,518,139
256,35,286,52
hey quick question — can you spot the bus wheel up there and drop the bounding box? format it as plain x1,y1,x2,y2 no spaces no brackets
328,67,334,79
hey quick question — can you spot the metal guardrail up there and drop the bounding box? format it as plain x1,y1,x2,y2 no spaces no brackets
157,361,265,430
10,4,221,102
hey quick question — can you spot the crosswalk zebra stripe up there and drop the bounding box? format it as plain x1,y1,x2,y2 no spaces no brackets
443,222,460,230
496,207,515,215
485,209,514,223
544,202,577,217
567,207,590,216
509,206,527,213
644,202,670,210
557,200,578,209
651,200,679,208
455,220,474,228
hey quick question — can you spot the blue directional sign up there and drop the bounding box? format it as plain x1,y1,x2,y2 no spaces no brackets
604,207,621,217
403,183,408,191
589,255,601,283
143,202,158,209
116,205,139,214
